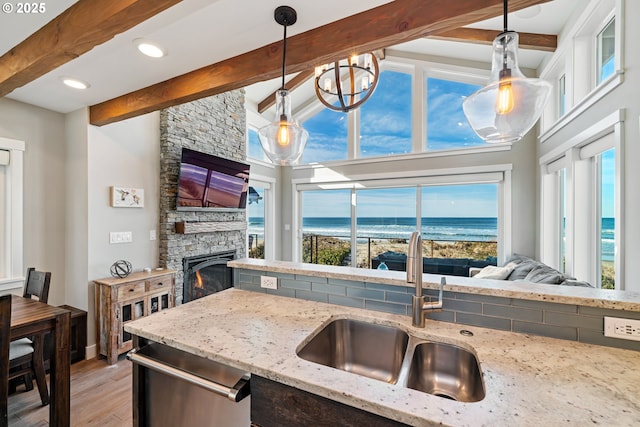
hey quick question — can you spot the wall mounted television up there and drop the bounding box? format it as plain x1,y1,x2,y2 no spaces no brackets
176,148,250,210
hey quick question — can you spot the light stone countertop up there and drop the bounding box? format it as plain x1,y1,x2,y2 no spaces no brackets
229,258,640,312
125,288,640,427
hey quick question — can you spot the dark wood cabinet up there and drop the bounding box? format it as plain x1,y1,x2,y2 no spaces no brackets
251,376,411,427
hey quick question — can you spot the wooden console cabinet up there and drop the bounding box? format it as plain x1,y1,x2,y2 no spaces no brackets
94,269,176,364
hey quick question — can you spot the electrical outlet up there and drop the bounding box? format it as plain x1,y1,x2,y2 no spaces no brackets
149,230,157,241
604,316,640,342
260,276,277,290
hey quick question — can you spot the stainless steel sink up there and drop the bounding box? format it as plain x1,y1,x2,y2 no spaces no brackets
296,319,409,383
406,342,485,402
297,318,486,402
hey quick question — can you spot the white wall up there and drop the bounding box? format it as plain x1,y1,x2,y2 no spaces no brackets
86,113,161,344
0,98,67,304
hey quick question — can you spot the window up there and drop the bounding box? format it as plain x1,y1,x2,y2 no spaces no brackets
426,78,483,150
597,18,615,84
421,184,498,261
356,187,416,268
598,148,615,289
247,128,267,162
558,75,567,117
301,190,351,266
559,168,567,273
359,70,412,158
247,186,266,259
301,107,348,163
0,138,25,290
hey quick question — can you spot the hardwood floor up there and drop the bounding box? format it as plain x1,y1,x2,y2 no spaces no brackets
8,357,132,426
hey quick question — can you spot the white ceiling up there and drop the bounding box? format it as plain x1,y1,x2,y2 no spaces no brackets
0,0,580,116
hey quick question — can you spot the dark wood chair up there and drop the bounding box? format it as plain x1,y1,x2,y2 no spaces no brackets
8,268,51,406
0,294,11,427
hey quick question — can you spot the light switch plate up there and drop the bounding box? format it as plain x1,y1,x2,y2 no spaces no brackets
260,276,277,290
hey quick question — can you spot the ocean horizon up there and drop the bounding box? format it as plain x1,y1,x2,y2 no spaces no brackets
248,216,615,261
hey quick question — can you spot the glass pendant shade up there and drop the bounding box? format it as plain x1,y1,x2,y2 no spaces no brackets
463,31,551,143
258,89,308,165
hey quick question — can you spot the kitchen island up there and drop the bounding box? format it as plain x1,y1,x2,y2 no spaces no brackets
125,288,640,426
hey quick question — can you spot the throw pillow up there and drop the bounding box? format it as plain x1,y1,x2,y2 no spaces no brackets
523,264,567,284
473,264,515,280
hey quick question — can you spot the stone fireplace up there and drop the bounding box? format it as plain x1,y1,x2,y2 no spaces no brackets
182,251,235,303
158,91,247,304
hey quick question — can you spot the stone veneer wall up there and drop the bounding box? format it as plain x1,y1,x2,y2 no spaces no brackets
159,91,247,304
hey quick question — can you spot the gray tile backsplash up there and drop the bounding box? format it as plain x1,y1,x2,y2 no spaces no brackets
233,268,640,351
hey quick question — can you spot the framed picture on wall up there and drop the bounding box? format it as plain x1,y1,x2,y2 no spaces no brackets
110,186,144,208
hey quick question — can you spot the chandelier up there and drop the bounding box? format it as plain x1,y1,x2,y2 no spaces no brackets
258,6,309,165
462,0,551,143
314,53,379,112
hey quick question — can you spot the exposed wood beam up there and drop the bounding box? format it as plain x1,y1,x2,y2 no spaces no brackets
429,27,557,51
89,0,551,126
257,69,316,114
0,0,182,98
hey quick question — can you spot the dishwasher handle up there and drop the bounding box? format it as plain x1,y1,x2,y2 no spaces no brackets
127,349,251,402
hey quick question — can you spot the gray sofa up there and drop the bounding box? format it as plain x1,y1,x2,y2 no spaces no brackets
471,254,594,287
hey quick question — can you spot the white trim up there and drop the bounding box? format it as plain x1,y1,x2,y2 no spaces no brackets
294,144,511,171
539,109,624,164
539,71,624,143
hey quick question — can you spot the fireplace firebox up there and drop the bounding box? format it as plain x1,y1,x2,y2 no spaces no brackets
182,251,235,303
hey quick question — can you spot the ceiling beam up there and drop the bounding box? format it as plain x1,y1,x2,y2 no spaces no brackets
0,0,183,98
429,27,557,51
89,0,551,126
257,69,316,114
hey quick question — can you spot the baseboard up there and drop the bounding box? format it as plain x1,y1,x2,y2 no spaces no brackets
85,344,97,360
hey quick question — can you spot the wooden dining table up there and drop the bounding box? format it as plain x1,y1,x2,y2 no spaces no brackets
6,295,71,426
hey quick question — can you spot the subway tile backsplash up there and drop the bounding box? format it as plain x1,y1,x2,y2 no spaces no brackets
234,268,640,351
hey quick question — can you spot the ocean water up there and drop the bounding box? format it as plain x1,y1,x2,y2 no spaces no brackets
249,216,616,260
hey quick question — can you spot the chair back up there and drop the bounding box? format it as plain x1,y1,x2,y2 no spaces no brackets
23,268,51,304
0,294,11,426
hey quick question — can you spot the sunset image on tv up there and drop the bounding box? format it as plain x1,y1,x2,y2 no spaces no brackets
176,150,250,209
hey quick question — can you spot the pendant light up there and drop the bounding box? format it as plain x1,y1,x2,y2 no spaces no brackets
462,0,551,143
314,52,379,112
258,6,309,165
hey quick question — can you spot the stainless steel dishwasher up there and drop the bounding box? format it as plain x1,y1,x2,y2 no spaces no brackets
128,340,251,427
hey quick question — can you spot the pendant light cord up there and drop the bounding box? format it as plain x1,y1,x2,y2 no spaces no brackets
281,21,287,90
503,0,508,32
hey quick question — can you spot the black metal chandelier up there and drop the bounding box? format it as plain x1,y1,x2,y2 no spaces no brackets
314,52,379,113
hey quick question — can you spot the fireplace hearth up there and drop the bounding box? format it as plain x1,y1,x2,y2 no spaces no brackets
183,251,235,303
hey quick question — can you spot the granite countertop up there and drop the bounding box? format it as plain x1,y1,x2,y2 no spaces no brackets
229,258,640,312
125,288,640,426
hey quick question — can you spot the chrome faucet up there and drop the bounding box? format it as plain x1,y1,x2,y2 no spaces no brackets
407,231,444,327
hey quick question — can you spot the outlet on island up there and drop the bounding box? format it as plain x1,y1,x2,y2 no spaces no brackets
260,276,278,290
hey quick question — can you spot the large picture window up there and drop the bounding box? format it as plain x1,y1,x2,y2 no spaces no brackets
426,78,483,150
301,108,348,163
359,70,412,158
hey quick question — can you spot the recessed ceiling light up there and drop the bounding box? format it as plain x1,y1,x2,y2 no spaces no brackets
61,77,90,90
133,38,166,58
515,5,542,19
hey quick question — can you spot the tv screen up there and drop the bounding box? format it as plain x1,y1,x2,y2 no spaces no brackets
177,148,250,209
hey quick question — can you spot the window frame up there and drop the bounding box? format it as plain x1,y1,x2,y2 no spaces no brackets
0,137,25,293
539,110,623,289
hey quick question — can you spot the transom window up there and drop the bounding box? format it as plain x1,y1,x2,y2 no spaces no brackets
426,78,483,150
597,18,615,84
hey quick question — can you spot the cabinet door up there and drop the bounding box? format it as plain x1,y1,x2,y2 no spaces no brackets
147,291,171,315
118,297,145,352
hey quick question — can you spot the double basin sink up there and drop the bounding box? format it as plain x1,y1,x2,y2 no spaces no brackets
297,318,485,402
